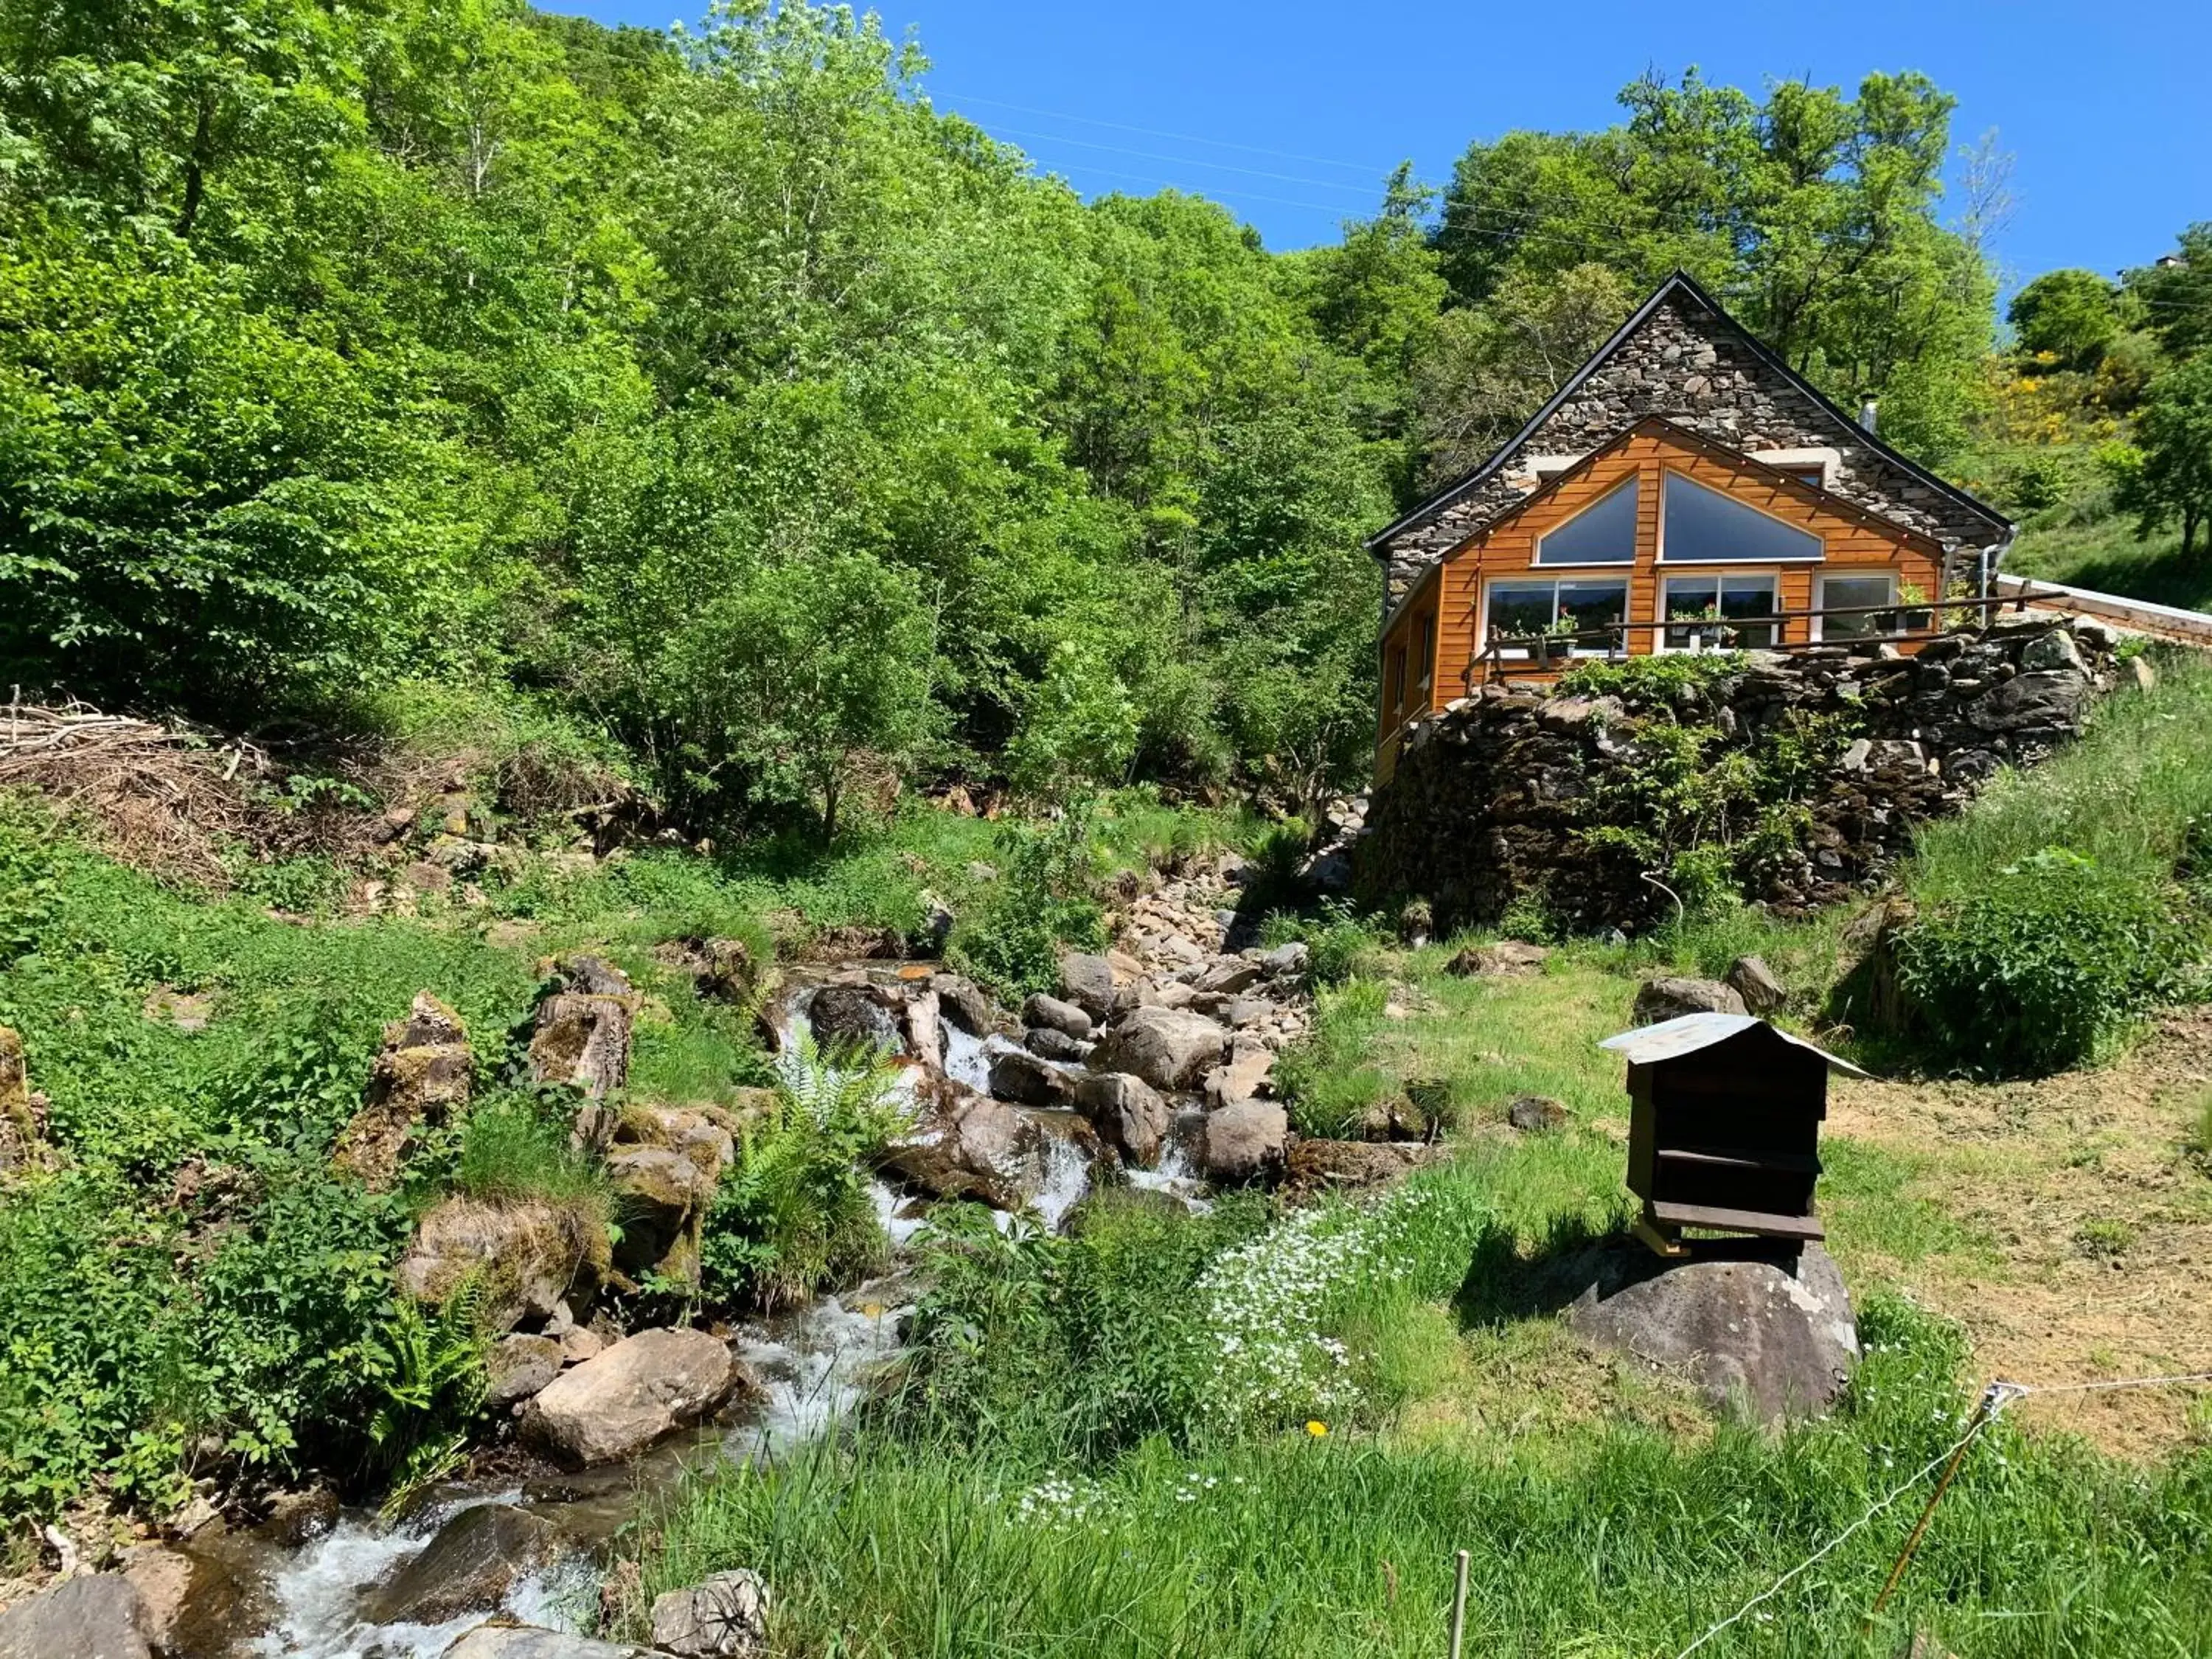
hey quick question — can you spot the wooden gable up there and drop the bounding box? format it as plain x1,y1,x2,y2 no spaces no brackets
1374,419,1947,781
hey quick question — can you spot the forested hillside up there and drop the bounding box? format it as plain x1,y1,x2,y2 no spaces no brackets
8,0,2162,827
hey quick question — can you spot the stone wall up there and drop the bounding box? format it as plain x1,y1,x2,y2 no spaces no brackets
1378,288,2007,608
1352,618,2132,936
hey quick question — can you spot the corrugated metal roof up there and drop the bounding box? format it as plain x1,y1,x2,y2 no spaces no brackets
1598,1012,1869,1077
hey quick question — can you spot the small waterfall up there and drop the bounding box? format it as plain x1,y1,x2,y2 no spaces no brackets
1029,1130,1093,1231
1126,1140,1213,1213
724,1287,911,1462
251,1490,596,1659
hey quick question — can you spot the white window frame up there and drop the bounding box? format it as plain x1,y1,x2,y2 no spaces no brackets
1657,571,1783,654
1656,469,1825,564
1481,576,1631,660
1531,475,1640,568
1812,571,1898,643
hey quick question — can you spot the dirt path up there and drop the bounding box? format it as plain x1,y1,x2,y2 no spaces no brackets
1829,1012,2212,1458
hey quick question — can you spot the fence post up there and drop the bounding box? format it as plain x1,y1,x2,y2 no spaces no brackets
1447,1548,1470,1659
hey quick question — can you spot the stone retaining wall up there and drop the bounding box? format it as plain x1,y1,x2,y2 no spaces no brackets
1352,618,2134,935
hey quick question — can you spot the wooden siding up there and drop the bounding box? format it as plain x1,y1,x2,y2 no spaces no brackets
1376,425,1944,774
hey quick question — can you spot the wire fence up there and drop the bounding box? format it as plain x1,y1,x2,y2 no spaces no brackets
1662,1369,2212,1659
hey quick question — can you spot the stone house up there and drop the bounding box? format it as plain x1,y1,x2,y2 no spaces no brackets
1368,271,2012,783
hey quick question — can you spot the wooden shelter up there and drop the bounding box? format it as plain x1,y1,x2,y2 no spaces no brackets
1597,1013,1866,1259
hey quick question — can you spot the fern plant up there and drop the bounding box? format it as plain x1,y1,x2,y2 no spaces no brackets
701,1040,911,1310
366,1279,490,1520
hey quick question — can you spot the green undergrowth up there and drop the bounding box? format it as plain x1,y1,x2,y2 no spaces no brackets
0,782,1248,1518
1881,651,2212,1075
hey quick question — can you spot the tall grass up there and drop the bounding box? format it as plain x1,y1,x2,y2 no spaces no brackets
1908,650,2212,901
638,1294,2212,1658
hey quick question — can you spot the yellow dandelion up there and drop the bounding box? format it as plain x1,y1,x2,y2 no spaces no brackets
1305,1419,1328,1438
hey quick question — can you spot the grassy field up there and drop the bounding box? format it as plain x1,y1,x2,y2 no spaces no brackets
2006,514,2207,611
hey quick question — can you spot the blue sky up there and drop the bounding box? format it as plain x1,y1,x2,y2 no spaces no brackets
558,0,2208,291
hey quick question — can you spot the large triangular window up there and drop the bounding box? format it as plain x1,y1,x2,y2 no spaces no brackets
1534,478,1638,566
1660,471,1823,562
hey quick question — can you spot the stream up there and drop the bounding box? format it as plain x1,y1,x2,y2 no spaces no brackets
253,1285,911,1658
239,964,1203,1655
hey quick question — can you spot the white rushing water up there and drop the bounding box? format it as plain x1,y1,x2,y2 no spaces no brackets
249,1489,600,1659
1126,1140,1214,1213
257,1283,914,1657
1030,1130,1093,1231
725,1287,912,1462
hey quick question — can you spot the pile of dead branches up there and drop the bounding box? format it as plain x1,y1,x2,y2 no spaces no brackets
0,695,284,883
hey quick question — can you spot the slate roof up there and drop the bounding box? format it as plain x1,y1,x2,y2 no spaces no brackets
1367,270,2012,558
1598,1012,1870,1077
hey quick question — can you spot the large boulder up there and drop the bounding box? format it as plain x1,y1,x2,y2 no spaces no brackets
364,1503,568,1626
0,1573,153,1659
930,974,995,1036
527,958,638,1150
1725,955,1787,1015
0,1026,50,1175
1091,1007,1227,1093
605,1146,715,1281
1201,1036,1273,1110
397,1197,608,1333
1201,1099,1288,1184
331,993,475,1189
117,1542,255,1659
987,1049,1073,1109
807,985,901,1054
878,1092,1033,1210
650,1569,771,1658
1056,953,1120,1023
521,1328,742,1468
1073,1073,1171,1167
1630,977,1747,1024
1566,1241,1859,1422
1966,669,2087,733
486,1334,564,1409
1022,994,1092,1041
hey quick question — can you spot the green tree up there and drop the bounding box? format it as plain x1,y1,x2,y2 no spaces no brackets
1431,70,1992,465
2008,269,2121,366
676,550,941,839
2127,224,2212,358
2110,354,2212,557
1410,262,1635,490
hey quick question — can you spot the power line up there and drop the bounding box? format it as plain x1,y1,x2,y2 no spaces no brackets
973,122,1380,198
926,88,1394,175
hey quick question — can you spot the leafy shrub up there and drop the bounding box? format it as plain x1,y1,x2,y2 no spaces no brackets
899,1191,1273,1459
1259,902,1383,987
946,810,1107,1000
701,1044,908,1311
1891,852,2204,1075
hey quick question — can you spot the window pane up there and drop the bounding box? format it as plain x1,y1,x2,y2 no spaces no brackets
1663,473,1823,562
1557,581,1628,653
1487,583,1554,651
1534,479,1638,565
1822,575,1894,641
1663,578,1721,650
1719,577,1779,648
